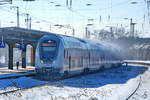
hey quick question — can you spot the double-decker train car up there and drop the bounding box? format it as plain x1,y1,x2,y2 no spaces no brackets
35,34,123,79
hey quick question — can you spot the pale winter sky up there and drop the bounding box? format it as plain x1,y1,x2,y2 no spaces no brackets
0,0,149,38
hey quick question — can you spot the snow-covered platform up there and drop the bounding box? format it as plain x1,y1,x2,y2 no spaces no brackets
0,66,35,74
124,60,150,66
0,66,35,79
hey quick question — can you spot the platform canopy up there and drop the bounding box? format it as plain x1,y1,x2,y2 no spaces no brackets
0,0,12,4
0,27,49,44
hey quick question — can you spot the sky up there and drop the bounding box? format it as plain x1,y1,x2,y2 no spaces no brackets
0,0,149,38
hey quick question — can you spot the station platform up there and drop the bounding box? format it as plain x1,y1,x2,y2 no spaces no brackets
0,66,35,79
0,66,35,74
124,60,150,66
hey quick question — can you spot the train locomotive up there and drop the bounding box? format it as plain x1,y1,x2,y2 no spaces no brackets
35,33,123,79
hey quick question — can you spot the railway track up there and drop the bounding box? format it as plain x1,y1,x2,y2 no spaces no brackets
0,82,48,95
124,61,150,100
0,72,36,80
0,68,106,95
126,76,142,100
124,60,150,66
0,72,37,95
0,64,145,97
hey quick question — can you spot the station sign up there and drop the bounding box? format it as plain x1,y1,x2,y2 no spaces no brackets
0,42,5,48
20,44,26,51
15,44,20,48
15,44,26,51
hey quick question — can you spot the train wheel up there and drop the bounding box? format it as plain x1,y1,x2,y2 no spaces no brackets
83,68,89,74
99,65,104,71
117,63,122,67
63,71,69,78
105,64,112,68
112,64,115,67
114,64,119,67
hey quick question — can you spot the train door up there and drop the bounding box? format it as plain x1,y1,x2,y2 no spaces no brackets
69,56,71,71
81,56,83,67
88,51,90,68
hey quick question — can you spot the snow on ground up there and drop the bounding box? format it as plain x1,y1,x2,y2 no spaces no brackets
0,65,148,100
129,65,150,100
0,77,46,93
124,60,150,64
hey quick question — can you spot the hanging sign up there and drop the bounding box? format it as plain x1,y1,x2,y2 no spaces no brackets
20,44,26,51
0,42,5,48
15,44,26,51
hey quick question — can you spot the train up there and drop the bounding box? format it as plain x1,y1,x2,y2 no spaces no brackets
35,33,123,79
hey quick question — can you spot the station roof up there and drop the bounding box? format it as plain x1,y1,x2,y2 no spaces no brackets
0,27,51,44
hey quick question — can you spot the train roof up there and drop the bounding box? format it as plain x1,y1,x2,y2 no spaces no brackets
59,35,106,50
59,35,88,49
40,34,118,52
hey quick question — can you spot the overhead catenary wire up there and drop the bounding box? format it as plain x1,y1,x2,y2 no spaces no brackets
0,6,63,27
0,0,147,33
0,0,138,23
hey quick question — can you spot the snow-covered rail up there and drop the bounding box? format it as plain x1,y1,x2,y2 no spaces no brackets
0,64,146,98
0,72,36,95
124,60,150,66
126,76,142,100
0,72,36,80
0,70,102,95
0,65,147,100
0,81,46,95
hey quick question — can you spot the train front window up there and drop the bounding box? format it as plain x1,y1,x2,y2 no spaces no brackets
40,40,57,63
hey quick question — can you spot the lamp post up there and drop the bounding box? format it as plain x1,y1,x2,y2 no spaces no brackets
124,18,136,37
85,18,94,39
22,13,31,29
106,25,114,39
25,13,30,29
10,6,20,27
85,23,93,39
128,1,138,37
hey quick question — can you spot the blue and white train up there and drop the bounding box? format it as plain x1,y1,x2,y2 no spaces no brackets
35,34,123,78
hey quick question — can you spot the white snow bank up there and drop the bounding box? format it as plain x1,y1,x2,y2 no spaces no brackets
129,65,150,100
0,65,148,100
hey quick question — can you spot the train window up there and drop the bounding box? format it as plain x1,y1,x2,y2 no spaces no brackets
64,50,66,58
67,50,68,58
40,40,57,63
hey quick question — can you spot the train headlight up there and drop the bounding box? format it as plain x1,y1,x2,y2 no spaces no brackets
41,60,44,64
52,61,56,64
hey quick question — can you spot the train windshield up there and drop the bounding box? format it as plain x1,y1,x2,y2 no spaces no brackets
40,40,57,63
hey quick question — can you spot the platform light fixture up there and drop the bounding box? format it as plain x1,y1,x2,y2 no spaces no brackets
86,3,92,6
55,4,61,7
131,1,138,4
23,0,35,1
